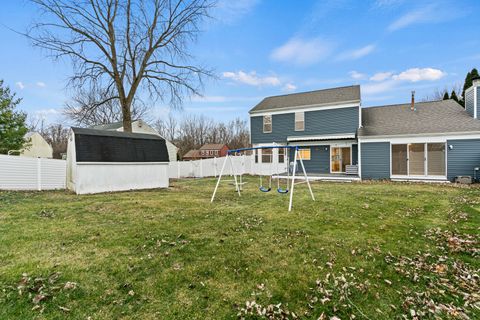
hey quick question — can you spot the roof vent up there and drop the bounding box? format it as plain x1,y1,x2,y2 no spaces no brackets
411,91,416,111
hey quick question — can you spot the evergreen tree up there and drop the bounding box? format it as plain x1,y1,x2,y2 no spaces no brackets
443,91,449,100
0,80,28,154
450,90,459,102
461,68,479,107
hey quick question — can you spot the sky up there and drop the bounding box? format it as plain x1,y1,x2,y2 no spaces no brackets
0,0,479,125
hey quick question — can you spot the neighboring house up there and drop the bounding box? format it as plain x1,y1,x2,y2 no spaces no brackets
249,78,480,182
183,144,229,161
199,144,229,158
182,149,201,161
20,132,53,158
92,119,178,162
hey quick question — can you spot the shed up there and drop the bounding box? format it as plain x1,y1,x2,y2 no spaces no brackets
66,127,169,194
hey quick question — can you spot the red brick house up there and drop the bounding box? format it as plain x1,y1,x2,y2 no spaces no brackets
199,144,229,158
183,143,229,160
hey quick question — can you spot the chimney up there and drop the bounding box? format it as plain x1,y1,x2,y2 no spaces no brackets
411,90,416,111
473,76,480,87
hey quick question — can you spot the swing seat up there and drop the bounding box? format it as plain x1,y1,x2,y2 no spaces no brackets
259,186,271,192
277,188,289,194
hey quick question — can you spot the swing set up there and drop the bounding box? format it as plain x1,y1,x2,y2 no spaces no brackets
210,146,315,211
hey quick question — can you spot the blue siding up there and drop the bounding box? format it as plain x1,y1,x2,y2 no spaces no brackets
352,144,358,165
289,146,330,174
250,107,359,144
360,142,390,179
465,88,475,118
447,139,480,181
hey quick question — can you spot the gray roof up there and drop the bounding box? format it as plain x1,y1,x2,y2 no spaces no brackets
359,99,480,137
249,85,361,114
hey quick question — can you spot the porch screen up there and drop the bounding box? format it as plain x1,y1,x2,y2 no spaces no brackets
427,143,445,176
409,143,425,175
391,144,408,175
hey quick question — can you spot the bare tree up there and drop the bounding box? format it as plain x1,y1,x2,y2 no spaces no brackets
64,86,150,126
27,0,214,132
153,112,178,141
422,83,463,102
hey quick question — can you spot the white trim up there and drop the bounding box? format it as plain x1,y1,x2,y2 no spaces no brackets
358,132,480,144
287,133,356,142
250,102,360,117
474,86,478,119
358,141,362,178
287,139,356,147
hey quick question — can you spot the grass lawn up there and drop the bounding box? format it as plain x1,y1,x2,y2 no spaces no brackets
0,177,479,319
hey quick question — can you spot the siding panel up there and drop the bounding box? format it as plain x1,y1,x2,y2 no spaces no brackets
447,139,480,181
251,106,359,144
289,146,330,173
360,142,390,179
477,87,480,119
465,88,475,118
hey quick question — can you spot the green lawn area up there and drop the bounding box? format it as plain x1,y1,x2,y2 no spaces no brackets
0,178,479,319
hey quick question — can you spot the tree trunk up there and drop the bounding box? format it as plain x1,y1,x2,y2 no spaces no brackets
121,99,133,132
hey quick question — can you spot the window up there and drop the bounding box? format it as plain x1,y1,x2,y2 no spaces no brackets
278,148,285,163
262,148,272,163
263,115,272,133
295,112,305,131
298,148,311,160
254,149,259,163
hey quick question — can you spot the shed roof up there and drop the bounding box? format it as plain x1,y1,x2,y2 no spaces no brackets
359,99,480,137
71,127,169,162
249,85,360,114
183,149,201,158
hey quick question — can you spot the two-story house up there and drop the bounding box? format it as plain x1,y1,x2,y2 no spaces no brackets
250,80,480,182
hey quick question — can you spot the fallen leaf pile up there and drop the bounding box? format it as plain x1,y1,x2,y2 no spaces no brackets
385,251,479,319
237,300,297,320
235,215,264,232
424,228,479,257
1,272,77,313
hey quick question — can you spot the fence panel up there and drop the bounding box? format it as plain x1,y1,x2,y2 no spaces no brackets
167,155,288,179
0,155,66,190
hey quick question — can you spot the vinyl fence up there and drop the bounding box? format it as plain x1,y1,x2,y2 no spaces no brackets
0,155,66,191
168,155,288,179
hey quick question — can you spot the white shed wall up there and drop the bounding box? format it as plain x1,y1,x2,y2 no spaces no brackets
72,162,169,194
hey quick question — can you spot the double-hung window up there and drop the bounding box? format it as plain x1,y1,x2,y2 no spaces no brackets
295,111,305,131
263,115,272,133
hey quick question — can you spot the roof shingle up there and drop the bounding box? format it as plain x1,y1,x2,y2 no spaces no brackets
249,85,360,114
359,99,480,137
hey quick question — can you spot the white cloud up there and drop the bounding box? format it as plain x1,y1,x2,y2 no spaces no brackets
36,82,46,88
191,95,262,103
363,67,446,96
214,0,260,24
370,72,393,82
223,71,281,87
35,108,60,115
337,44,375,61
373,0,404,8
349,71,367,80
15,82,25,90
282,83,297,92
388,4,463,32
271,37,334,66
392,68,446,82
